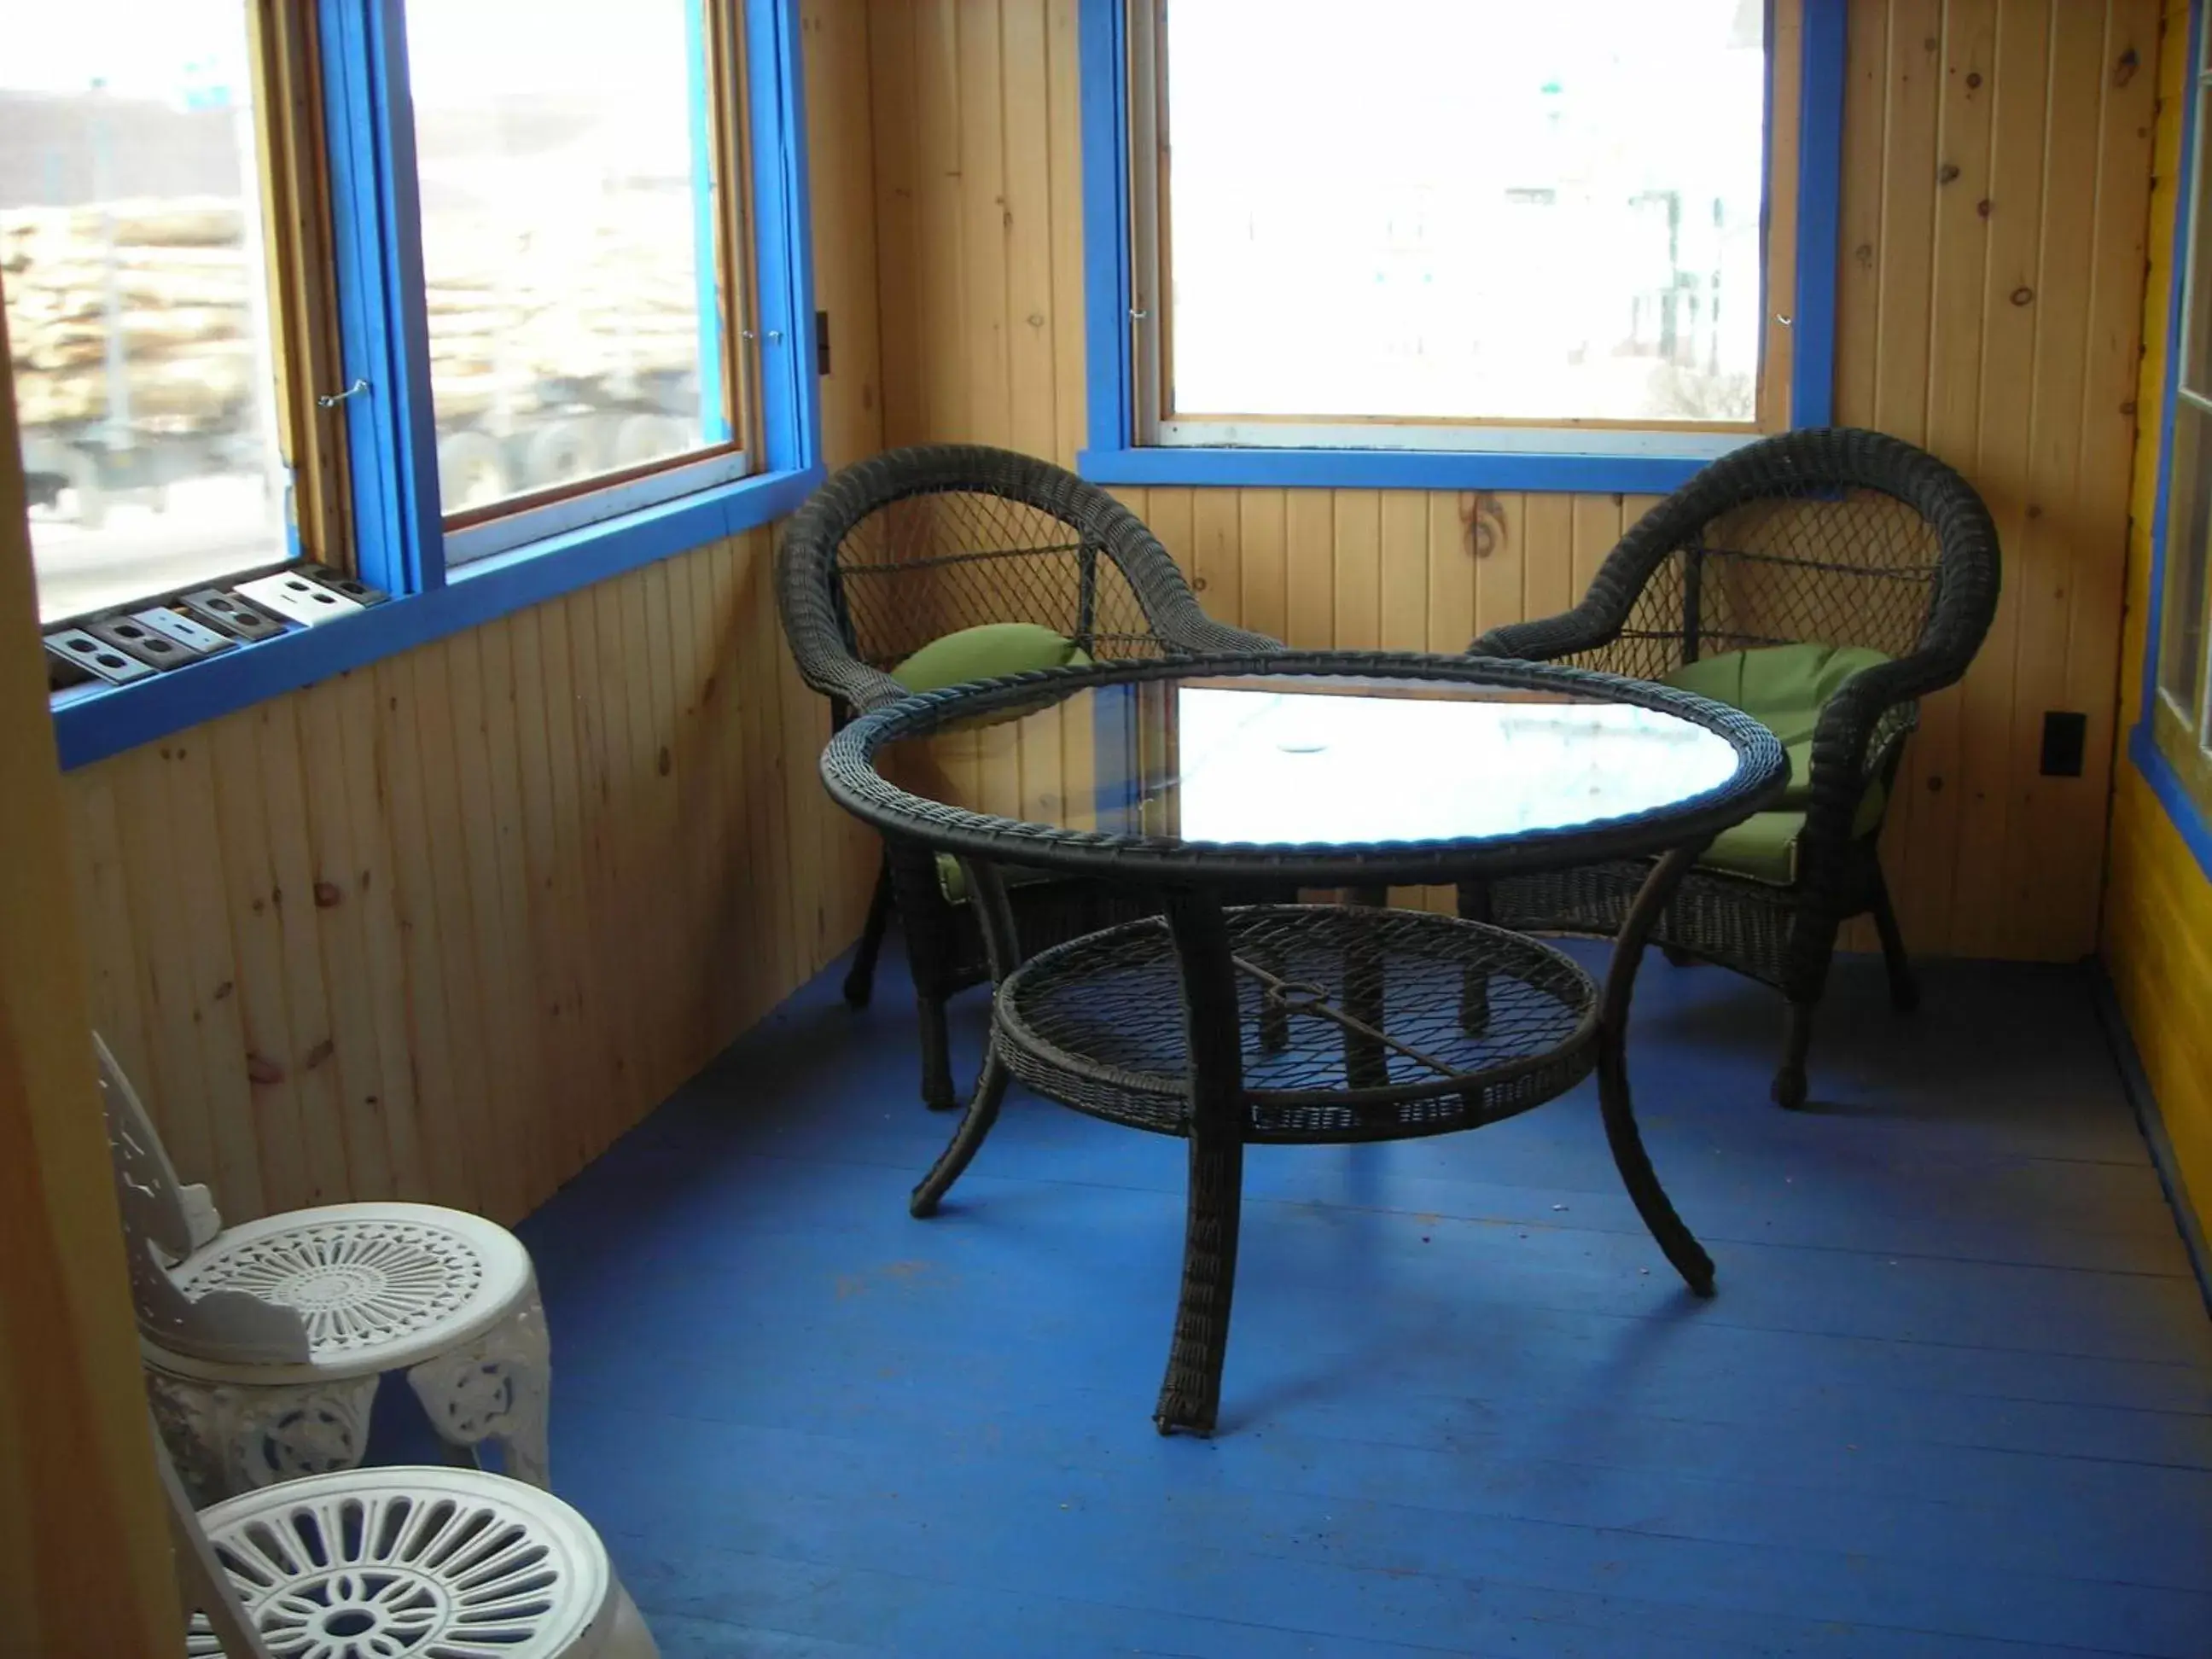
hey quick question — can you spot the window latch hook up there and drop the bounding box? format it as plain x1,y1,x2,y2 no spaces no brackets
317,378,370,409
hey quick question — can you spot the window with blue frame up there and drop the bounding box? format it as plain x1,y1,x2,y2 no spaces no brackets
1079,0,1843,493
406,0,756,565
3,0,340,623
5,0,818,770
2145,1,2212,824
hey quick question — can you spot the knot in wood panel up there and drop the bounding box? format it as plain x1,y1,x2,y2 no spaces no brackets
1463,492,1507,561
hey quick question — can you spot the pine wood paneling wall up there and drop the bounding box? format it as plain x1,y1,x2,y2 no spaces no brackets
2105,0,2212,1240
865,0,2160,961
52,0,885,1227
2,288,181,1659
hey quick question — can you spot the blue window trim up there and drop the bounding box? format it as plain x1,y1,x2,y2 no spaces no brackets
687,0,736,449
52,0,822,773
322,0,442,599
2133,0,2212,882
1074,0,1846,494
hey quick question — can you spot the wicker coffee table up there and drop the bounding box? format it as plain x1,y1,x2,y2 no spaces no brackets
822,651,1787,1434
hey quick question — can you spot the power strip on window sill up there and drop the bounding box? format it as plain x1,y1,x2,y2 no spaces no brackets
42,563,387,700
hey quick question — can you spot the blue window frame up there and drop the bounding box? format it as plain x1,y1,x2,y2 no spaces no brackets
2133,0,2212,878
47,0,820,771
1076,0,1844,493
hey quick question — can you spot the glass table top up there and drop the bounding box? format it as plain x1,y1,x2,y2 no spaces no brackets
829,655,1784,882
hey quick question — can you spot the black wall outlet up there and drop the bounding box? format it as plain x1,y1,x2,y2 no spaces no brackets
2040,711,2087,777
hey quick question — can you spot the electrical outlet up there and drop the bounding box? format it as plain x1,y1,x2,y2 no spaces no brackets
44,628,157,684
86,614,194,669
235,569,366,627
131,607,238,655
297,563,388,606
2040,711,2087,777
179,588,288,643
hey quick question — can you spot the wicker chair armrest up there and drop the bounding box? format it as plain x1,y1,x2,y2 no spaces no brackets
1796,653,1951,866
777,515,904,710
1468,548,1651,662
1469,612,1598,662
1089,515,1283,655
1156,614,1285,654
819,656,909,714
1469,466,1743,664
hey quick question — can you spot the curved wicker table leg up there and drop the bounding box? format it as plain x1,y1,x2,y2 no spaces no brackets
911,859,1024,1219
1598,842,1717,1295
1154,887,1246,1436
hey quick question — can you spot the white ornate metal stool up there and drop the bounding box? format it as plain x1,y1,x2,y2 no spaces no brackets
97,1036,553,1503
169,1457,660,1658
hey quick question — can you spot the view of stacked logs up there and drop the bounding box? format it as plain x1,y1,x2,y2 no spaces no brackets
1,196,256,434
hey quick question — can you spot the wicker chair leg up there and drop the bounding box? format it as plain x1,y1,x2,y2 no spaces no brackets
1869,876,1919,1013
1598,844,1715,1295
910,859,1024,1213
1340,887,1390,1091
843,855,896,1009
1453,879,1491,923
915,992,960,1113
1772,1000,1816,1111
1250,942,1289,1053
1454,879,1493,1035
1155,888,1248,1436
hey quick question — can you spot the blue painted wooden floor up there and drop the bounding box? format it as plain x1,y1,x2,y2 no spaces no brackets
376,942,2212,1657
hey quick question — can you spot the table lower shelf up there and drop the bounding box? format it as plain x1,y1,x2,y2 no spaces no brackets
992,904,1600,1144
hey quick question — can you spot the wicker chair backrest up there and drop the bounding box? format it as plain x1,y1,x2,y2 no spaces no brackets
833,489,1161,670
1535,429,1997,686
779,445,1230,713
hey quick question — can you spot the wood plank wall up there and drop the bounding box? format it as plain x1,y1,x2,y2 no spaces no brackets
1,285,181,1659
2104,0,2212,1241
50,0,885,1228
864,0,2159,962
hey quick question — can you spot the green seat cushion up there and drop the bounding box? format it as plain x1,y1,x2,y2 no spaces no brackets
1661,644,1893,886
1703,809,1809,886
891,622,1092,693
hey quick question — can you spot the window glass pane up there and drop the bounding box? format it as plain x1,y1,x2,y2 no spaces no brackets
407,0,731,522
2,0,289,622
1162,0,1768,424
2159,398,2212,724
2182,86,2212,399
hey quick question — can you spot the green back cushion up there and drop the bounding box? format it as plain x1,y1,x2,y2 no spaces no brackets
1661,644,1892,886
891,623,1092,693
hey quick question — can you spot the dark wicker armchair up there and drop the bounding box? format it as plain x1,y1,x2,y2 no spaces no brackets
1464,428,2000,1109
778,442,1279,1109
